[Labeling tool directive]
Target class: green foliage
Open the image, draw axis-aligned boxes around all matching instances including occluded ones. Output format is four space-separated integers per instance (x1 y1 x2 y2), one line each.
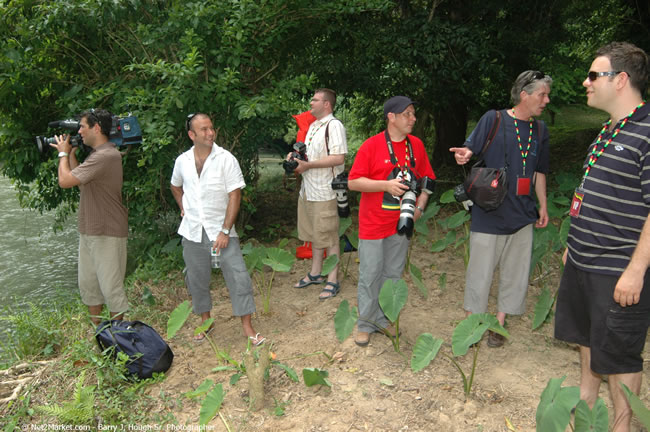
36 371 95 426
199 383 224 426
574 399 609 432
302 368 331 388
0 302 81 360
320 254 340 276
536 376 581 432
167 300 192 339
621 383 650 429
378 279 408 323
245 242 295 314
452 313 507 357
410 333 443 373
532 287 557 330
334 299 358 343
409 263 427 298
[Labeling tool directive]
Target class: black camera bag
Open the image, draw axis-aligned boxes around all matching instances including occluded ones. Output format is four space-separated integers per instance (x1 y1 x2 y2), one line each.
463 110 507 212
96 320 174 379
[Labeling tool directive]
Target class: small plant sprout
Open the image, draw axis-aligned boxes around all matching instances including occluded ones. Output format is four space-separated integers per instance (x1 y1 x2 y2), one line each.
244 242 295 315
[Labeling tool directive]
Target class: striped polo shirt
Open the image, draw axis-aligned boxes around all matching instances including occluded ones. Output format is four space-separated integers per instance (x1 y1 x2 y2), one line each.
567 103 650 276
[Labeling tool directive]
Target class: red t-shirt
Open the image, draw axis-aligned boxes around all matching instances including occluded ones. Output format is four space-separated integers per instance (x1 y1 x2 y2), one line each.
349 132 435 239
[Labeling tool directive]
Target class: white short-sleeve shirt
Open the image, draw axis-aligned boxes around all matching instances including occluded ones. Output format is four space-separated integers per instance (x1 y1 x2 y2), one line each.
300 113 347 201
171 143 245 242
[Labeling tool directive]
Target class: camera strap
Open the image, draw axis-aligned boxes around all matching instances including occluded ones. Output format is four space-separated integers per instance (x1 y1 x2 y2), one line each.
384 130 415 173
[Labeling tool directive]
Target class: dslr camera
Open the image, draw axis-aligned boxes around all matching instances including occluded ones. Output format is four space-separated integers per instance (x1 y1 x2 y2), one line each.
35 112 143 154
397 176 435 239
452 183 473 210
282 142 307 174
331 171 350 218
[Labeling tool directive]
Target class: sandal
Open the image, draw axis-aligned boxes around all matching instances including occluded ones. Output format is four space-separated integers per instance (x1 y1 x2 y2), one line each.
248 333 266 346
194 325 214 343
319 281 340 300
294 273 325 288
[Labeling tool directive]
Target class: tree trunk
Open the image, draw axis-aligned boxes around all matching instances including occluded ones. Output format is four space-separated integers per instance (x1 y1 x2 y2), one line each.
432 101 469 170
244 345 270 411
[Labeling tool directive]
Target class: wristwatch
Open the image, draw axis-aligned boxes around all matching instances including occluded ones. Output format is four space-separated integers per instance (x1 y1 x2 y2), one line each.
416 206 424 213
220 227 230 235
58 151 69 158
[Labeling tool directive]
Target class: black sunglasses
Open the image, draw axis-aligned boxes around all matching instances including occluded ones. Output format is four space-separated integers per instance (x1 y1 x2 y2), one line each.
587 71 622 81
523 71 545 88
186 113 197 132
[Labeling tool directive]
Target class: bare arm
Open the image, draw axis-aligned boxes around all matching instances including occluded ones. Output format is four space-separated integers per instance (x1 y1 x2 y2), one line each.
348 177 408 196
50 135 81 189
614 212 650 307
170 184 184 217
534 172 548 228
213 188 242 252
294 154 345 174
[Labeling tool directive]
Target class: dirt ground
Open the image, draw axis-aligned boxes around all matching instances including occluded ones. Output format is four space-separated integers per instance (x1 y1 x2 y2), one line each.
151 234 650 432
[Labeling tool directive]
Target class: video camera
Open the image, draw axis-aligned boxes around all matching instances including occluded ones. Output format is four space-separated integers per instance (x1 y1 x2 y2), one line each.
331 171 350 218
35 113 143 154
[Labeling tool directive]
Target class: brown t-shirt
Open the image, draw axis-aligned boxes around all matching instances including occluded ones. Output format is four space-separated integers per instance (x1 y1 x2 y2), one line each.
71 143 128 237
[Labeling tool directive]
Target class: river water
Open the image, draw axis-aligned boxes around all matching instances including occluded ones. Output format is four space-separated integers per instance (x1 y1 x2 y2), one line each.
0 175 79 361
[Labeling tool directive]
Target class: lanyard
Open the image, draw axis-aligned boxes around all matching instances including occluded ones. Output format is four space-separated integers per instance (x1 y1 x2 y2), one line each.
579 101 646 188
307 121 327 145
384 130 415 174
512 108 533 176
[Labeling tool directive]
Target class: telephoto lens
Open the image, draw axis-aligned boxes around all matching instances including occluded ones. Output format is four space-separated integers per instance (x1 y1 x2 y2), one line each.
335 189 350 217
396 187 417 238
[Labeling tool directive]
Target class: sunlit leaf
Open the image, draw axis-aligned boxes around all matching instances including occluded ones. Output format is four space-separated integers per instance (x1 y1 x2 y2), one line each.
378 279 408 323
334 300 357 342
411 333 443 372
302 368 331 387
167 300 192 339
199 384 224 426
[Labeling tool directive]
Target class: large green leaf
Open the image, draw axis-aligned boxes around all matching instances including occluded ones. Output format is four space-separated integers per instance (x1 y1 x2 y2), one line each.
452 314 507 356
440 188 457 204
194 318 214 336
321 254 340 276
338 217 353 237
262 247 295 272
411 333 443 373
244 246 267 273
574 399 609 432
167 300 192 339
536 376 580 432
199 383 224 426
559 216 571 248
532 287 556 330
431 230 456 253
378 279 408 323
621 383 650 429
409 263 428 298
303 368 331 387
334 299 358 342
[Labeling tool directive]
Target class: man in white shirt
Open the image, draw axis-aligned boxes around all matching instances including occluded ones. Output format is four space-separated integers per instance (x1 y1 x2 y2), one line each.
289 88 348 300
171 113 263 345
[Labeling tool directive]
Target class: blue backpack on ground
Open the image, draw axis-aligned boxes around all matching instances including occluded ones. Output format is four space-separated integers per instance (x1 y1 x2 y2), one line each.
95 320 174 379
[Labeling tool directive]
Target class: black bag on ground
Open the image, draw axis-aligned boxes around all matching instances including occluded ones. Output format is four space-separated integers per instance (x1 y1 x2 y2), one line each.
95 320 174 379
463 110 507 212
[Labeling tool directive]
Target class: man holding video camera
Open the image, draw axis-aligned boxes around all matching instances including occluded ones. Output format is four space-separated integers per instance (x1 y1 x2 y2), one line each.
449 71 551 348
348 96 435 347
288 88 348 300
50 109 129 325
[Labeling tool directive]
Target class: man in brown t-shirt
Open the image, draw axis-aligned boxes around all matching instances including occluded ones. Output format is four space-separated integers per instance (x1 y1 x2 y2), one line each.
51 109 128 325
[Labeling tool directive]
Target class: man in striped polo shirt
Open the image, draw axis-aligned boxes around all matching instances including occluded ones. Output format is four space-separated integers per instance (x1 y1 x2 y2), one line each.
555 42 650 432
290 89 348 300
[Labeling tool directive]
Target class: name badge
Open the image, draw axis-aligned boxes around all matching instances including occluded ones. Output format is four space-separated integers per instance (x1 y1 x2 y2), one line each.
570 189 584 218
516 176 531 196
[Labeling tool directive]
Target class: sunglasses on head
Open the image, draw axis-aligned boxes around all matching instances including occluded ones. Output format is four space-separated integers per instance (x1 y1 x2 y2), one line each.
523 71 545 88
587 71 622 81
186 113 197 132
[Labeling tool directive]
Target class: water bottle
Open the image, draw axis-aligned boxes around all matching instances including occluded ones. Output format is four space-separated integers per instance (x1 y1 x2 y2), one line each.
211 247 221 268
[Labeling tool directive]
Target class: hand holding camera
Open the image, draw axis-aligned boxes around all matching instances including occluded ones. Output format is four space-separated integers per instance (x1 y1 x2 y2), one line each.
283 142 307 174
396 176 435 238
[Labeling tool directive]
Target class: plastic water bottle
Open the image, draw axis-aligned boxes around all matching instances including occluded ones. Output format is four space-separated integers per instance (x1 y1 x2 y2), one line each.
211 247 221 268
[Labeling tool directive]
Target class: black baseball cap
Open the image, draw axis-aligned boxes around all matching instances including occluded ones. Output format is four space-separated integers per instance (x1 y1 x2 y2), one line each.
383 96 416 118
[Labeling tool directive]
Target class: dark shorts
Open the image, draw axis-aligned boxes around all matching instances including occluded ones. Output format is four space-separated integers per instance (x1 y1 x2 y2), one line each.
554 259 650 375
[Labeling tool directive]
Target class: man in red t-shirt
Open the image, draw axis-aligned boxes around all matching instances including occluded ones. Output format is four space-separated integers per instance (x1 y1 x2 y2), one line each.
348 96 435 346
